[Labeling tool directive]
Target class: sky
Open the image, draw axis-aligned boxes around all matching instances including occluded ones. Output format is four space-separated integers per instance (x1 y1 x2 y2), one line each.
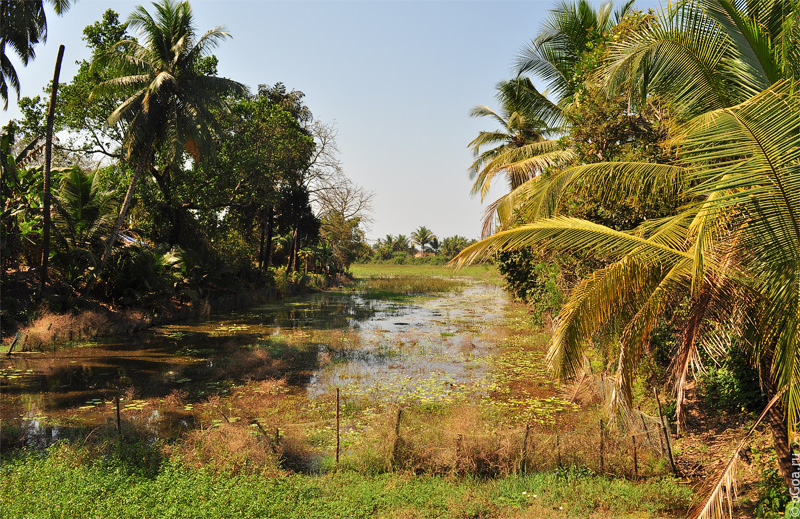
3 0 665 243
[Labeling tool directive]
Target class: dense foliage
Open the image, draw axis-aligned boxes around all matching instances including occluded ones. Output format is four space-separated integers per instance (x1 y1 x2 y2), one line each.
1 1 372 331
461 1 800 513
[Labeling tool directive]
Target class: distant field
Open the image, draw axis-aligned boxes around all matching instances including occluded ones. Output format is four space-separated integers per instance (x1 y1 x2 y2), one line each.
350 263 500 283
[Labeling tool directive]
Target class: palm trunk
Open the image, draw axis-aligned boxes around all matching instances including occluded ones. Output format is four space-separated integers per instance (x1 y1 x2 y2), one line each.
257 209 266 270
39 44 65 295
82 140 153 297
287 227 298 272
264 206 274 269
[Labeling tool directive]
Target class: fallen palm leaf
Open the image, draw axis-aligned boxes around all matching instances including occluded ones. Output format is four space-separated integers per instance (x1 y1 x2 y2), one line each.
688 389 785 519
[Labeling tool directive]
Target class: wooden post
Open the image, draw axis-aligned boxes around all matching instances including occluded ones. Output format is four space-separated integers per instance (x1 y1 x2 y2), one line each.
115 395 121 434
654 388 678 475
6 333 23 356
632 434 638 478
556 434 561 467
335 388 340 465
599 418 605 474
520 423 531 472
392 407 403 464
455 433 463 473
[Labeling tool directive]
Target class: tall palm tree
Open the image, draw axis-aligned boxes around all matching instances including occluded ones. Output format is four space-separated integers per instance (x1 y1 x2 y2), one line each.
470 0 636 236
411 226 435 255
468 77 566 202
0 0 71 109
516 0 635 105
90 0 247 280
468 79 573 236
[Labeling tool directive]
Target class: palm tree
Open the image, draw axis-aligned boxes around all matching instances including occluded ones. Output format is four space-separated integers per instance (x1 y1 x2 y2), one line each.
454 84 800 510
440 235 471 258
469 0 636 236
52 166 117 252
455 1 800 509
0 0 71 109
50 166 117 287
516 0 635 103
468 78 572 236
89 0 247 282
411 226 435 255
393 234 411 254
602 0 796 121
468 77 566 200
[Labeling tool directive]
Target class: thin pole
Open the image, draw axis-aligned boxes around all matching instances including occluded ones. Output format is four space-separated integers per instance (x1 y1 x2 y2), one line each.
632 434 638 478
599 418 605 474
654 388 678 475
115 395 121 434
392 407 403 466
556 434 561 467
521 423 531 472
335 388 340 465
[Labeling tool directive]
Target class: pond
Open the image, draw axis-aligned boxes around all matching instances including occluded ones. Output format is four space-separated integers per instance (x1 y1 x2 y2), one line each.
0 279 514 448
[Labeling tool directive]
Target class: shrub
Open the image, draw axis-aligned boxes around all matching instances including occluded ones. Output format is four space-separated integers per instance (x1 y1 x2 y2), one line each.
495 248 565 325
698 344 766 414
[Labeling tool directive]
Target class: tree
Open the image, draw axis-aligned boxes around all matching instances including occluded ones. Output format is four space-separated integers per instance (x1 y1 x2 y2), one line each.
457 0 800 509
455 82 800 512
394 234 411 254
468 77 566 201
315 175 373 271
0 0 71 109
602 0 796 122
50 165 117 288
211 92 314 269
411 226 436 255
52 9 131 162
439 235 471 258
89 0 246 286
516 0 635 104
470 1 638 237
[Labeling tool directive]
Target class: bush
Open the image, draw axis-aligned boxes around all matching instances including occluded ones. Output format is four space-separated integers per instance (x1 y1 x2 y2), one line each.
756 463 791 518
495 248 564 325
698 344 766 414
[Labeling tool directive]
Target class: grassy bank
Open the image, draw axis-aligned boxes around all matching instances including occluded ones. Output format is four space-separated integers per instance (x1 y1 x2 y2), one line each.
350 263 498 282
0 443 690 519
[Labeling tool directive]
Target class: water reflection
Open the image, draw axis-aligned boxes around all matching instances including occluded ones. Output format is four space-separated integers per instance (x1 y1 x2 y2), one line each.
1 283 507 448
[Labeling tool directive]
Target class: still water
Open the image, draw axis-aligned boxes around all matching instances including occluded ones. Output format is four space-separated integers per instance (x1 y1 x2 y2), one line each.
0 282 508 447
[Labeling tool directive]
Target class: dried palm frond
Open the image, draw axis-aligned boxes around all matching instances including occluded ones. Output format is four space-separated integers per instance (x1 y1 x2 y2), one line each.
688 390 784 519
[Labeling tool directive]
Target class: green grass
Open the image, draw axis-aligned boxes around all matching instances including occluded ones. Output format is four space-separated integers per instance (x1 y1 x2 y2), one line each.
350 263 499 283
0 443 691 518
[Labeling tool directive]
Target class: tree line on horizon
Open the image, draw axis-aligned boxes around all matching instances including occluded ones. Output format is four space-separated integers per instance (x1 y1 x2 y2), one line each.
459 0 800 514
369 226 474 263
1 0 373 328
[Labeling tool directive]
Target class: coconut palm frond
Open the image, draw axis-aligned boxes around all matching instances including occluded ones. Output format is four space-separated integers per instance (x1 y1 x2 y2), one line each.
689 390 785 519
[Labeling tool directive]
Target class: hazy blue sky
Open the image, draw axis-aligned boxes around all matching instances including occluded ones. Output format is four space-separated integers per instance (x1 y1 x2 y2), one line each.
4 0 664 242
